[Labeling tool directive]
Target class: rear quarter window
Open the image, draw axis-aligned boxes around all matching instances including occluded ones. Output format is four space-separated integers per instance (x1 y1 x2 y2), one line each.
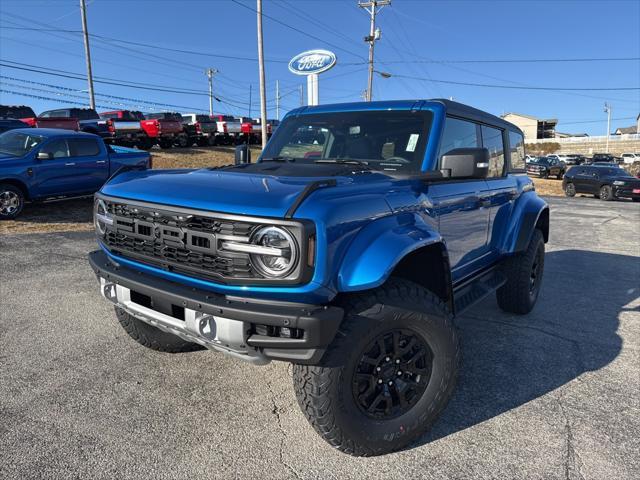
508 130 525 171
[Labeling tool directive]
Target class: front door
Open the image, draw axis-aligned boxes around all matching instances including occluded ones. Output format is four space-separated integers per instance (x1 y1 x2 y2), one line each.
430 116 490 281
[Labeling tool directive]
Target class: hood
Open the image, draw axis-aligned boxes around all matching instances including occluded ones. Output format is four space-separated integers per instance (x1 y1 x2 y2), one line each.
100 165 391 218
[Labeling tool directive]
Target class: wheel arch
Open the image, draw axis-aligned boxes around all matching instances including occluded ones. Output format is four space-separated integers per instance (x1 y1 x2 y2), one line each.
502 191 549 253
0 178 30 200
336 213 451 306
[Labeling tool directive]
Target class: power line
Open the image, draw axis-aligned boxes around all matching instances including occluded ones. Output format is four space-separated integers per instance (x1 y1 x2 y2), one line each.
344 56 640 65
0 76 209 111
228 0 366 60
381 72 640 91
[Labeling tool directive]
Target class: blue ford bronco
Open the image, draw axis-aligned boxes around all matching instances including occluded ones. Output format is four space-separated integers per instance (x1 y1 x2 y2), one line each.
89 99 549 456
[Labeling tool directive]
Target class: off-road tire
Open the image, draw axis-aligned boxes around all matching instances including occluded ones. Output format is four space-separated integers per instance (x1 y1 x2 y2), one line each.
564 182 576 197
0 183 25 220
115 307 203 353
292 278 459 457
176 134 191 148
599 185 613 201
497 229 545 314
557 172 564 180
158 139 173 150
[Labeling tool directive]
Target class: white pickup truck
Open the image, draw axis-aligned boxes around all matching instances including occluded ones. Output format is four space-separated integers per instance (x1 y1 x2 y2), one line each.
621 153 640 164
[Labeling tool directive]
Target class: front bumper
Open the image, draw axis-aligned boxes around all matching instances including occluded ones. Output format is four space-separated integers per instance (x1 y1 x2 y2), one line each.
89 250 343 365
613 186 640 199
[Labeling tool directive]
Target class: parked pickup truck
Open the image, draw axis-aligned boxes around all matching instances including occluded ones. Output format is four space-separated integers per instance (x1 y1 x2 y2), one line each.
89 99 549 456
211 114 236 145
99 110 150 149
142 112 184 149
0 128 150 219
1 105 79 131
181 113 220 146
39 108 111 139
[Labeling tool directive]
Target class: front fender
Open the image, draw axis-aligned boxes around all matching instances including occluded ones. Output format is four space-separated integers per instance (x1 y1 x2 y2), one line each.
501 190 549 253
336 212 443 292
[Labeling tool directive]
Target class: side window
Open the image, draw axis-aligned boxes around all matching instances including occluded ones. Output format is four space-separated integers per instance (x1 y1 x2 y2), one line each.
69 138 100 157
508 130 525 171
481 125 505 178
438 117 479 163
40 139 70 159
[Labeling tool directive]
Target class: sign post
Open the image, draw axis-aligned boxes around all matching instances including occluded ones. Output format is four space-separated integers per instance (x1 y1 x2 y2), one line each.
288 50 337 106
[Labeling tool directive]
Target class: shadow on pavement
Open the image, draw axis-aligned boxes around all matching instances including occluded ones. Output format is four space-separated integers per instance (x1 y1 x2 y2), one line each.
418 249 637 446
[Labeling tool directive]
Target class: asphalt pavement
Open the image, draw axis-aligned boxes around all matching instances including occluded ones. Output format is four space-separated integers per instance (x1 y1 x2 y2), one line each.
1 196 639 479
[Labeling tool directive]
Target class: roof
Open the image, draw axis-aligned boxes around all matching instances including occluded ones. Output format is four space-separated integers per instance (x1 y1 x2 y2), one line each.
289 99 524 134
615 126 637 134
501 112 558 123
12 128 98 137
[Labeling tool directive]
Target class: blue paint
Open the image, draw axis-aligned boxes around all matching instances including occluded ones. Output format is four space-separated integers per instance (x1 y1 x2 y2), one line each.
93 100 548 305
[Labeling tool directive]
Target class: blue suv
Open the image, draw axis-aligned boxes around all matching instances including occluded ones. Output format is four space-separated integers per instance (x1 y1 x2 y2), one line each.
89 99 549 456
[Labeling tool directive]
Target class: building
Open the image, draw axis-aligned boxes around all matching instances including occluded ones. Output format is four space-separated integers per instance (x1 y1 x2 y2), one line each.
501 113 558 140
613 114 640 135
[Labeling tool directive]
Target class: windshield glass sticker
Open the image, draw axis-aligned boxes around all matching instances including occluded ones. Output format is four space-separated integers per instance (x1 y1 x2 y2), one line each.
406 133 419 152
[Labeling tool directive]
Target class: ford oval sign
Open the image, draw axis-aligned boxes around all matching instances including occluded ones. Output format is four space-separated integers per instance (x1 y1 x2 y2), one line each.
288 50 337 76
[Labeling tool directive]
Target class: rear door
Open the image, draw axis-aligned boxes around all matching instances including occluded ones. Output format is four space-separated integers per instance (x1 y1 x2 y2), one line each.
67 137 109 191
483 127 518 255
428 117 490 280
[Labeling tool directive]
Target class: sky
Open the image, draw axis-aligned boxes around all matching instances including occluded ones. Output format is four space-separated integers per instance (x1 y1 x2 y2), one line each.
0 0 638 135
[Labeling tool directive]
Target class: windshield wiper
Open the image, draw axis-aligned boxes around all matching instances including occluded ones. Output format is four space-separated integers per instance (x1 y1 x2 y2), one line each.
315 158 372 169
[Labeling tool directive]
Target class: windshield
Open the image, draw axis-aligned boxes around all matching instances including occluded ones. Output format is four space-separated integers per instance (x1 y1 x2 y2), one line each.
261 110 433 173
0 130 45 157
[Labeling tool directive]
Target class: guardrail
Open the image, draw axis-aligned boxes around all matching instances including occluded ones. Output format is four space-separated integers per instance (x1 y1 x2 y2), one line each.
526 134 640 144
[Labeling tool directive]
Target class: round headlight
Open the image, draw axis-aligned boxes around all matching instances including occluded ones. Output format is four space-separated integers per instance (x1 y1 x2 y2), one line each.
94 199 111 236
250 226 299 278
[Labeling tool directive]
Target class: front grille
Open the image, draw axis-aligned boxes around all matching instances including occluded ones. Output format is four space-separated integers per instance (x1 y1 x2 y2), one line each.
102 200 260 283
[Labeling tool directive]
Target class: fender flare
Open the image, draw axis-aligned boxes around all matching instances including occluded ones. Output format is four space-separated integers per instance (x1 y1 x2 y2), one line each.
502 191 549 253
336 213 445 292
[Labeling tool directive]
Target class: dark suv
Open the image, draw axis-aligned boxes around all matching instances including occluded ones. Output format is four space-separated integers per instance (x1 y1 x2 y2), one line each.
563 164 640 201
526 156 565 179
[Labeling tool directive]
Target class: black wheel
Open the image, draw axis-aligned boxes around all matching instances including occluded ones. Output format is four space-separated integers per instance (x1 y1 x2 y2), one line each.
197 137 209 147
557 172 564 180
293 279 459 457
541 171 549 179
599 185 613 201
497 229 545 314
176 134 191 148
114 307 203 353
633 198 640 203
159 139 173 149
0 183 25 220
564 182 576 197
137 137 154 150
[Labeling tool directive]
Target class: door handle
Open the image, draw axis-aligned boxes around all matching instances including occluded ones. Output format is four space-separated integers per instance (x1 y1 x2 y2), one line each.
96 160 106 164
65 162 76 166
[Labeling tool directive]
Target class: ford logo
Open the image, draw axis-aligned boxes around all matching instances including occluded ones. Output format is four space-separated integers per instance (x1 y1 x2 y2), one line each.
288 49 337 75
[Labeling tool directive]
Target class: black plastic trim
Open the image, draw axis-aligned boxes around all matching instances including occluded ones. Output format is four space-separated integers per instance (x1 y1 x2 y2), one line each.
89 250 343 358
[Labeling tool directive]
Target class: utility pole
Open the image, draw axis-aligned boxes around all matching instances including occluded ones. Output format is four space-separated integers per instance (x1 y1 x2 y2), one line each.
256 0 268 149
358 0 390 102
79 0 95 109
604 102 611 153
275 80 280 120
205 68 218 116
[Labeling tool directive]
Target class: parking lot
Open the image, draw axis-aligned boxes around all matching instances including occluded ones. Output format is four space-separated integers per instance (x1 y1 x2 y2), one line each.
0 196 638 479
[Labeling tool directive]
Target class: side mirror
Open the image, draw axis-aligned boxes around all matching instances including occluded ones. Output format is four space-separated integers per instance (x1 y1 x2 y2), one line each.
37 151 52 161
441 148 489 179
234 143 251 164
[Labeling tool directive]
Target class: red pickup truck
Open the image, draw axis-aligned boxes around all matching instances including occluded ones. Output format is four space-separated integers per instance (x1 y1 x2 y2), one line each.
142 113 184 149
0 105 79 131
99 110 151 149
